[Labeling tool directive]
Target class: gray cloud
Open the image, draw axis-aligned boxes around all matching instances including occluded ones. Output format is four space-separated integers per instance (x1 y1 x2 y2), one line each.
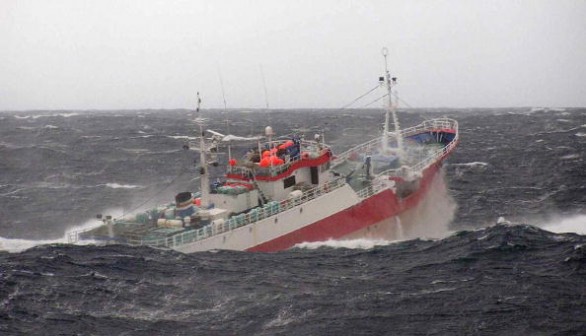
1 0 585 110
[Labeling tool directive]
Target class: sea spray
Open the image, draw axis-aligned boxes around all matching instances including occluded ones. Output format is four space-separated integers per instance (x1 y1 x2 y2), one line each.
398 168 457 240
541 215 586 235
0 208 124 253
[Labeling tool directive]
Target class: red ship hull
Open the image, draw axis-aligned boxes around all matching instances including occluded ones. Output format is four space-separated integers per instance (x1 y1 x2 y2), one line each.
248 158 445 252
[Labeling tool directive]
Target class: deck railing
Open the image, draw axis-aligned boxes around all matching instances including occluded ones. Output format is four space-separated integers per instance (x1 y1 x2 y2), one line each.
375 118 459 179
401 118 458 138
355 180 387 199
332 117 458 167
126 176 348 248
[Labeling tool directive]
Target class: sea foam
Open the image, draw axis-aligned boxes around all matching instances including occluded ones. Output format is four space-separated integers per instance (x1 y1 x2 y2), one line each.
294 238 395 250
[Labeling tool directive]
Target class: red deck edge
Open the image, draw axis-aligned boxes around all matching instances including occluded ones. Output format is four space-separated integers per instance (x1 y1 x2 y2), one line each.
227 150 332 182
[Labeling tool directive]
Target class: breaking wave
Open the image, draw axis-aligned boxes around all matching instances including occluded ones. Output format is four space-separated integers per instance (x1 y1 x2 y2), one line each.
0 208 127 253
0 221 101 253
12 113 80 119
294 238 396 250
451 161 489 167
104 183 142 189
541 215 586 235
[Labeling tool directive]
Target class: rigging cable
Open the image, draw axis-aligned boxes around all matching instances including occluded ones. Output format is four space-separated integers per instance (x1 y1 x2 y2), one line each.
117 166 196 220
217 67 228 110
339 85 381 109
360 92 414 109
394 92 414 109
361 94 388 108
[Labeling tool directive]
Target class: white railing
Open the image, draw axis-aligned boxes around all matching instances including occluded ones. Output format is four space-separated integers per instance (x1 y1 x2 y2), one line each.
331 137 383 167
355 179 387 199
375 120 459 179
401 117 458 138
332 117 458 167
127 177 348 249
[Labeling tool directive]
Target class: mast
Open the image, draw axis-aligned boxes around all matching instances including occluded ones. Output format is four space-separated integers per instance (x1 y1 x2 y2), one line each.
195 92 210 208
381 47 403 155
225 119 232 170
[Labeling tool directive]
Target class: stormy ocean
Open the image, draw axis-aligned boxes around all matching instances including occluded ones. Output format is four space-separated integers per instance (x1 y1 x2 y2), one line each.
1 108 585 335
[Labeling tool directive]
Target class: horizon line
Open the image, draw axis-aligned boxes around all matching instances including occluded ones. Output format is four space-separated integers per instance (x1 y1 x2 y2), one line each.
0 106 581 113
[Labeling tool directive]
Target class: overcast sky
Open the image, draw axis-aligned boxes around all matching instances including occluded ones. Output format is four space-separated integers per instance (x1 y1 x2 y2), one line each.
1 0 585 110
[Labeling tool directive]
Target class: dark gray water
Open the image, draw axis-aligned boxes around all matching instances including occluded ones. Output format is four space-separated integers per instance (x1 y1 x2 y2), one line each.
1 108 585 335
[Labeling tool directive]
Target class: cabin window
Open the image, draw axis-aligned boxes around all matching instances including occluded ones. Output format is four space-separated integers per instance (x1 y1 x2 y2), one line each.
283 176 296 189
310 167 319 185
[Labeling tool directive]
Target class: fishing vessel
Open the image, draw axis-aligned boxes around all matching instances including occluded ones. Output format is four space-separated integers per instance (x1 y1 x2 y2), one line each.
74 49 459 252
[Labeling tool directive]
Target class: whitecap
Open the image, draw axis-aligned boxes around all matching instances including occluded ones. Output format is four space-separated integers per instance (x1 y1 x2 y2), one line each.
0 209 124 253
56 113 79 118
452 162 489 168
542 215 586 235
32 112 79 119
0 228 100 253
560 154 580 160
33 182 71 189
529 107 545 113
294 238 396 250
419 287 457 294
104 183 141 189
0 237 62 253
167 135 197 140
575 132 586 137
